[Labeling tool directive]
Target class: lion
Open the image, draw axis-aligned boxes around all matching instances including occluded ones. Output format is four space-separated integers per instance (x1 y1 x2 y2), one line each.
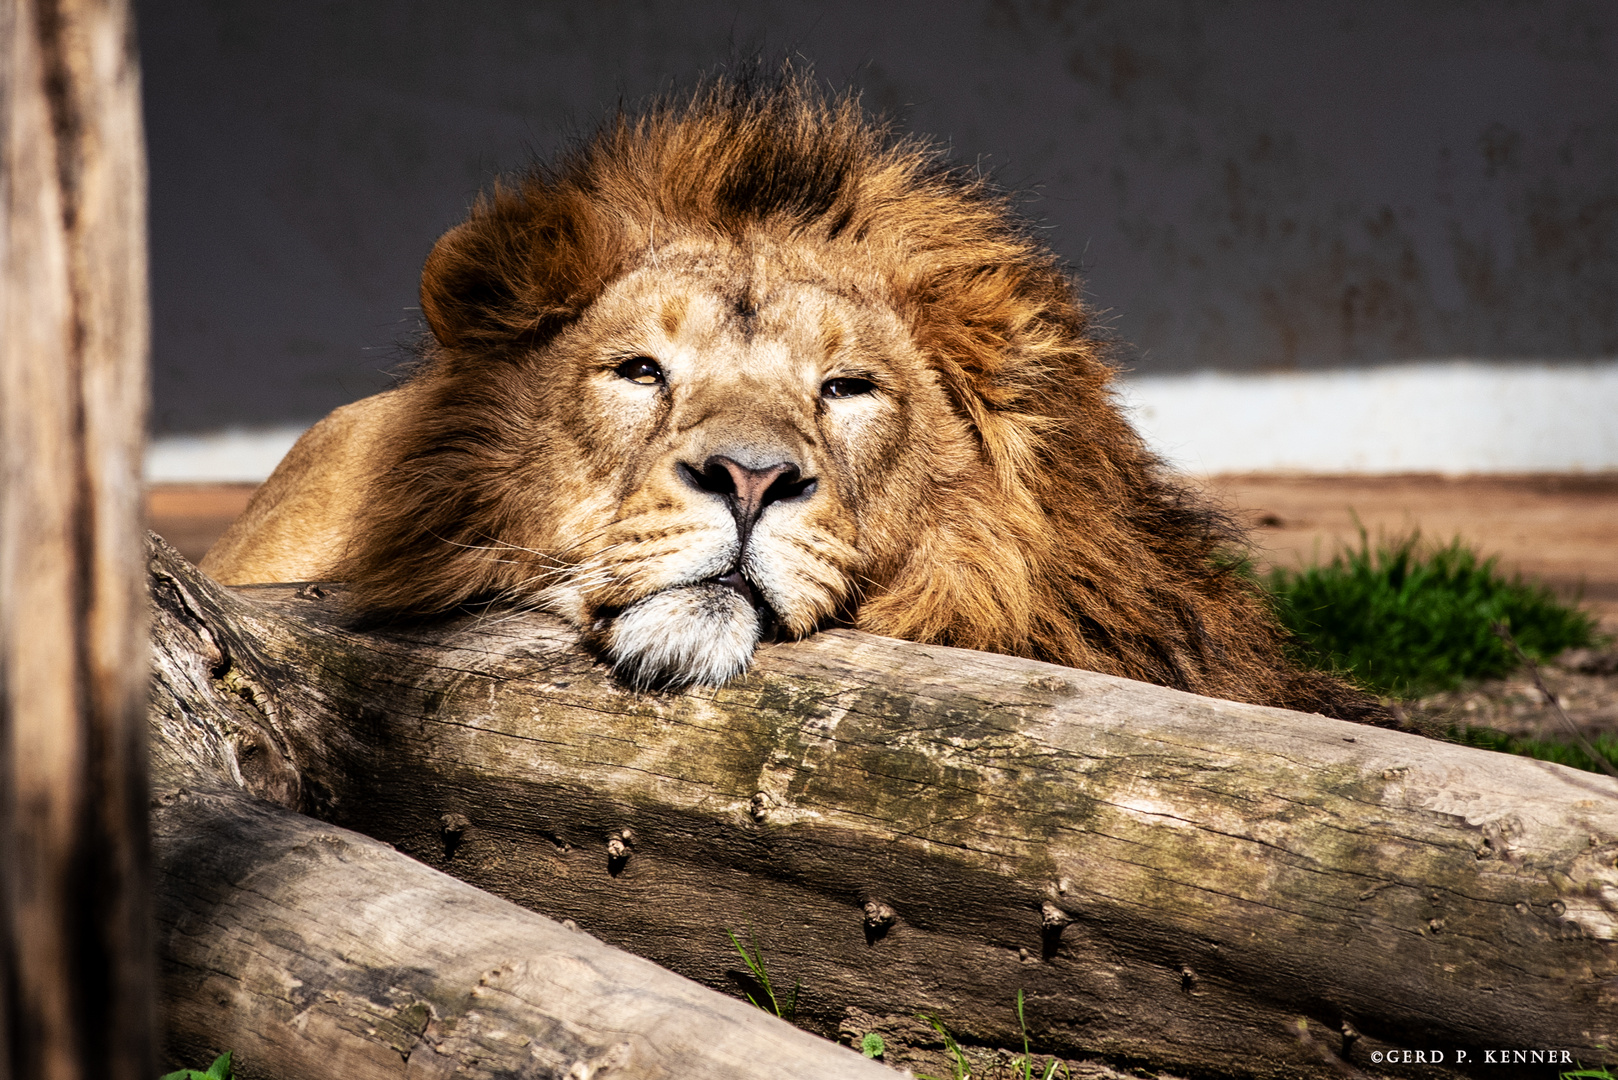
202 70 1386 723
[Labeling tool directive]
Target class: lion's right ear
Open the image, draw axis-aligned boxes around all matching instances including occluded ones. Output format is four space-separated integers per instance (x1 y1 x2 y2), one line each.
419 187 624 352
419 216 523 350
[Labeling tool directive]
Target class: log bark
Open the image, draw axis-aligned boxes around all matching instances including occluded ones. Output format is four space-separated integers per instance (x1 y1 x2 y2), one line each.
0 0 151 1077
146 535 1618 1080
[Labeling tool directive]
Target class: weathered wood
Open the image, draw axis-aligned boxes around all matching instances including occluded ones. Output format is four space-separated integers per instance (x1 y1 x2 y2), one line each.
147 536 1618 1079
0 0 151 1077
152 784 892 1080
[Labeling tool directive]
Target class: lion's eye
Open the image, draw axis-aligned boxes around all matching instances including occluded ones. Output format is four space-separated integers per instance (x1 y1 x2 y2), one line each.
821 377 876 399
614 357 665 385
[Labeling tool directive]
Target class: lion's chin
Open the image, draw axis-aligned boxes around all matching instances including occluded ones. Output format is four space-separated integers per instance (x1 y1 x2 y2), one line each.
603 583 762 689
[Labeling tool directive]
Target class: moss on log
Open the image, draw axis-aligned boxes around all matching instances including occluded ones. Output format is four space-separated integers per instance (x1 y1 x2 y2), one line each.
147 536 1618 1079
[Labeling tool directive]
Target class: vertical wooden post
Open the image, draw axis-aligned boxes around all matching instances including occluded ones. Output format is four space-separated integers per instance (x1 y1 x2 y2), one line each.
0 0 152 1078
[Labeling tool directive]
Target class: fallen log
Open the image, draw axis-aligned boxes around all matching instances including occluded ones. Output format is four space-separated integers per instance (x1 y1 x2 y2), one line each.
147 535 1618 1079
148 555 888 1078
152 784 890 1079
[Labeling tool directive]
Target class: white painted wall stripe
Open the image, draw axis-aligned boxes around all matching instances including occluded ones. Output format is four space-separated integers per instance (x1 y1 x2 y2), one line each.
1118 361 1618 475
145 426 306 483
144 361 1618 483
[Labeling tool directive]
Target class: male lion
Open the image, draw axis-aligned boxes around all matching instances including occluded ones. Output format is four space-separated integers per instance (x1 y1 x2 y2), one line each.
203 71 1385 723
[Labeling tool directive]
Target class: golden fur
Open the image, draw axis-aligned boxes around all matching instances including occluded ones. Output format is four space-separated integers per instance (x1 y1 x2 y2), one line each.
204 69 1386 722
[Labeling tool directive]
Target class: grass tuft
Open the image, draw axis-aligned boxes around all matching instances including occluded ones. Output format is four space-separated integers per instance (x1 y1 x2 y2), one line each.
915 1013 972 1080
1265 531 1600 698
1014 990 1068 1080
1450 724 1618 776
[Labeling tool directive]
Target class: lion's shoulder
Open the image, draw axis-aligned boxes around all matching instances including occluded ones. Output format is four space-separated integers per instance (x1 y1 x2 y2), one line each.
199 388 411 584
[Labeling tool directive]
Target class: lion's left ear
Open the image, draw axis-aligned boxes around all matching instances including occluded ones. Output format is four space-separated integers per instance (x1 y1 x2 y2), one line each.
420 185 625 354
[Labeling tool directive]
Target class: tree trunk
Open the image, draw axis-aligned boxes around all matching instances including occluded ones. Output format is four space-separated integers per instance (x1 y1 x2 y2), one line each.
0 1 151 1078
147 536 1618 1080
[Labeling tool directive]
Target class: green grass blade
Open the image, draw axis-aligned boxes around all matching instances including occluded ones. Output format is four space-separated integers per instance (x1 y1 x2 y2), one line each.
726 928 794 1019
916 1013 972 1079
1016 989 1031 1080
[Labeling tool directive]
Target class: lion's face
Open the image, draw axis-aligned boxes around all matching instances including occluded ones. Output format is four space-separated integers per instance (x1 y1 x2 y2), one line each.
509 239 971 687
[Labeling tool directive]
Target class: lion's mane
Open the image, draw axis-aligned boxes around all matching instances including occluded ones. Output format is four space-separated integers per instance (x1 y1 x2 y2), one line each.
338 67 1385 723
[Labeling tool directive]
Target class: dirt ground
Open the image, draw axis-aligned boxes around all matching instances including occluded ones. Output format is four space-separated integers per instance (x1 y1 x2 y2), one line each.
1198 473 1618 632
148 473 1618 740
1198 474 1618 743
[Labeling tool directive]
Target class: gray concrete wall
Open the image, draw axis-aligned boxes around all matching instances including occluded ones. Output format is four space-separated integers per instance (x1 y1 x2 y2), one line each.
139 0 1618 433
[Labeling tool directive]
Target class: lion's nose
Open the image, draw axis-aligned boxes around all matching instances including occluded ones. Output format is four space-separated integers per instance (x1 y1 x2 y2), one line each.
680 455 815 538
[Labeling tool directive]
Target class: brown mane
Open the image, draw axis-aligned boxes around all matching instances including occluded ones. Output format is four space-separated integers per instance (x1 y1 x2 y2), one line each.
338 67 1387 723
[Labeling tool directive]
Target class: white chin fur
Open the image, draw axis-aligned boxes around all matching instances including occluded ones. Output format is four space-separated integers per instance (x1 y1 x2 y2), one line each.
605 584 761 689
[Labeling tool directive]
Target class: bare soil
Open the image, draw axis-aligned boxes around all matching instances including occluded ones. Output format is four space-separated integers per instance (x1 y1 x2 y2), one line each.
1394 651 1618 746
148 473 1618 741
1197 473 1618 746
145 482 256 564
1200 473 1618 633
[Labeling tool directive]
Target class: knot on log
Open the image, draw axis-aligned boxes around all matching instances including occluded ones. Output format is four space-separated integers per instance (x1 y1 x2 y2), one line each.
566 1041 632 1078
862 901 895 929
862 900 897 944
1039 901 1074 960
440 812 471 859
607 830 633 874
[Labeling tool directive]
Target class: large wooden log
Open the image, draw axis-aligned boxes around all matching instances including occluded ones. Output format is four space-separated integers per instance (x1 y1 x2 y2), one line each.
1 0 151 1076
151 784 892 1080
147 536 1618 1079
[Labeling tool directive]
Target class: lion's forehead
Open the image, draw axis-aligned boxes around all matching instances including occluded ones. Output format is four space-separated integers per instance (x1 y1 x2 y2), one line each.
585 242 910 368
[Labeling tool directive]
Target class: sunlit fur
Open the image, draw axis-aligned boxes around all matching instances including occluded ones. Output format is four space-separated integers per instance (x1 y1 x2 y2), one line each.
329 66 1386 721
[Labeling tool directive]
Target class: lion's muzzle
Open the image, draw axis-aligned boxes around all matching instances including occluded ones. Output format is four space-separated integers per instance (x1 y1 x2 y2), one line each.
598 448 824 689
677 454 817 548
603 582 762 689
